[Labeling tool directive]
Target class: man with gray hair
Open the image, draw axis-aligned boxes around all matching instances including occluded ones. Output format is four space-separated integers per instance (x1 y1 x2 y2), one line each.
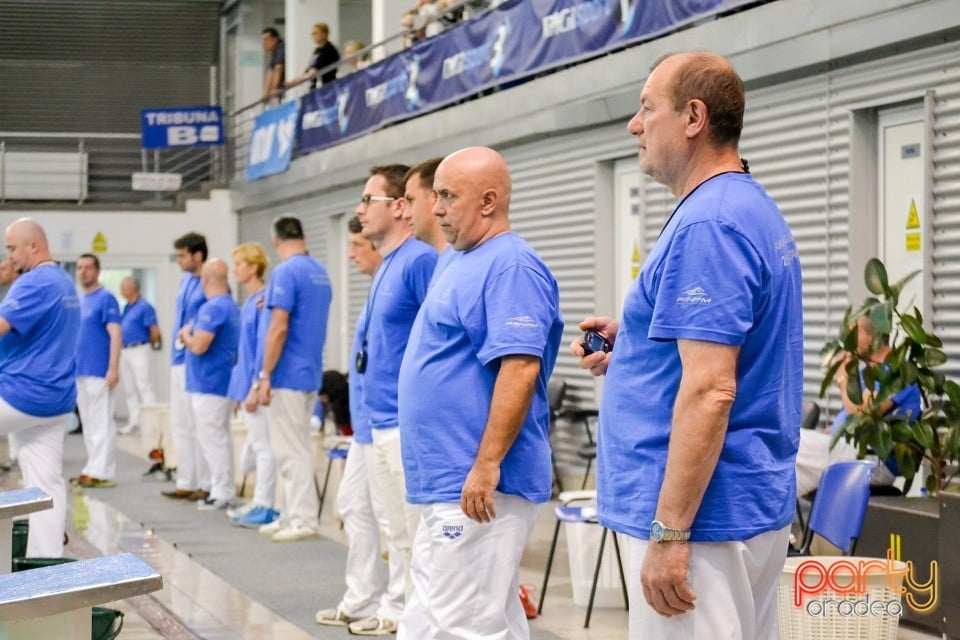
0 218 80 556
119 275 160 436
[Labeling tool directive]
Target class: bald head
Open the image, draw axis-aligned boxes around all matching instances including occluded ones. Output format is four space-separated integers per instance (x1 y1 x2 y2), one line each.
432 147 513 251
201 258 230 296
5 218 53 273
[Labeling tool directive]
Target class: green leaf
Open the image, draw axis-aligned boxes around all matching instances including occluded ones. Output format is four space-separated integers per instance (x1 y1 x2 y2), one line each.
945 380 960 409
946 426 960 457
845 362 863 405
819 339 841 357
915 421 935 449
927 333 943 348
926 474 938 495
870 427 893 461
912 305 924 326
902 361 919 386
819 358 844 398
865 258 889 296
897 448 916 482
900 314 927 345
891 421 914 442
870 302 893 335
921 348 948 368
843 325 859 353
891 270 922 298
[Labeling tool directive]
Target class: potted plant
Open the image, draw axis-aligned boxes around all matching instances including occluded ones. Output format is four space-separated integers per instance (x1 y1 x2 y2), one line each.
819 258 960 495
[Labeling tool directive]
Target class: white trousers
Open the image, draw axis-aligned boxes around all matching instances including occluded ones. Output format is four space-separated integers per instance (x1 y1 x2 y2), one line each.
626 526 791 640
241 406 276 507
371 426 421 613
119 343 155 428
76 376 116 479
398 493 541 639
337 441 394 618
190 393 235 503
795 429 894 497
0 395 68 557
267 389 318 529
170 364 209 491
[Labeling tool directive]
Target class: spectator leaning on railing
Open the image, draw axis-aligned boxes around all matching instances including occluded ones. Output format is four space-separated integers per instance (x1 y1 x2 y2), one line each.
340 40 370 76
286 22 340 90
261 27 285 102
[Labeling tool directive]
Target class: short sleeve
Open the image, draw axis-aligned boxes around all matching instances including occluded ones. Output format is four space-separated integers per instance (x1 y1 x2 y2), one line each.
649 221 762 346
0 277 54 337
405 251 437 307
467 265 558 366
266 265 295 313
102 294 121 325
195 301 227 335
143 304 158 328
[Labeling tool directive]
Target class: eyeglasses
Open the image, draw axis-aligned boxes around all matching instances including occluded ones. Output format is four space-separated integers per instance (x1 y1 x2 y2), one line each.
359 195 397 207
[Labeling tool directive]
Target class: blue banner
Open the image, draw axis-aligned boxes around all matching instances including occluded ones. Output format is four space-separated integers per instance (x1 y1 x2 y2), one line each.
246 100 300 182
141 106 223 149
291 0 756 162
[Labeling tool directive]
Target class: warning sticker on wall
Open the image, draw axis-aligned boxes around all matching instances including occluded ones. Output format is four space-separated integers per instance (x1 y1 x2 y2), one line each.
906 232 921 252
906 199 920 229
92 231 107 253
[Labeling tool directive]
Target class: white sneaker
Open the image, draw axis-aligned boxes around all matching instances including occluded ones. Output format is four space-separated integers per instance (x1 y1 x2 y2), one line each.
226 501 255 519
315 606 357 626
118 423 137 435
258 519 284 537
347 615 397 636
271 522 319 542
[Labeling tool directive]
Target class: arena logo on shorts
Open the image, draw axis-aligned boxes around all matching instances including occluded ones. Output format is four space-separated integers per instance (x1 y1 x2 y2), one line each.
441 524 464 540
676 286 711 305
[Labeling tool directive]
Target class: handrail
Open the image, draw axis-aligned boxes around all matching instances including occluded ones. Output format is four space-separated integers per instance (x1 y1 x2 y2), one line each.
228 0 488 118
0 132 140 140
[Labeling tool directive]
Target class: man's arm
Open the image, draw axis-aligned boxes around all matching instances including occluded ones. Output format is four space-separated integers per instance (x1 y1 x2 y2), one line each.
148 324 161 348
0 318 11 336
264 64 284 99
105 323 122 388
182 328 215 356
461 354 540 523
257 307 289 405
641 338 739 617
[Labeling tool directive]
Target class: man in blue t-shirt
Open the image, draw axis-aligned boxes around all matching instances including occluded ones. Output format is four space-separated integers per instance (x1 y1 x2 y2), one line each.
573 53 803 639
796 315 922 496
119 276 160 438
71 253 122 489
403 158 457 287
346 164 437 636
180 259 240 511
255 215 332 542
397 148 563 640
0 218 80 557
316 216 394 628
163 232 211 501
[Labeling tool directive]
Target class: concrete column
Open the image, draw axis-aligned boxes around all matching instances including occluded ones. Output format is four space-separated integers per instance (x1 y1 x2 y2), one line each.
371 0 407 60
285 0 340 82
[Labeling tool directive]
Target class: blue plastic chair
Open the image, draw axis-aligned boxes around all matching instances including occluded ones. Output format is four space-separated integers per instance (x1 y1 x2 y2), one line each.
794 460 874 555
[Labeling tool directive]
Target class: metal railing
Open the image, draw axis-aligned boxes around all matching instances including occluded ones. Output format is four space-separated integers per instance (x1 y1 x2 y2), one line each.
0 132 221 208
226 0 494 181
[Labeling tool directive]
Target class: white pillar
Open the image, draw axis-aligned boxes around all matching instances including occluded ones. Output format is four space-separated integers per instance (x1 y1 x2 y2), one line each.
285 0 340 82
371 0 407 61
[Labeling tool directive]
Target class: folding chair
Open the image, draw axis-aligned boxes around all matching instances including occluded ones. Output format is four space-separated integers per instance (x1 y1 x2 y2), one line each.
547 379 567 495
317 440 350 521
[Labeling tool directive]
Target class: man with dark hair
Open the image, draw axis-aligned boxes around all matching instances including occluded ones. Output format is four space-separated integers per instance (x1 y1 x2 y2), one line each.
403 158 447 255
573 51 802 638
346 165 437 636
163 232 210 501
256 214 332 542
71 253 122 489
315 217 390 628
262 27 285 102
0 218 80 556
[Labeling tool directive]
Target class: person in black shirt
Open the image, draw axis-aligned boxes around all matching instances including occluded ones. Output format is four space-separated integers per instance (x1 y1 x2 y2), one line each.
287 22 340 90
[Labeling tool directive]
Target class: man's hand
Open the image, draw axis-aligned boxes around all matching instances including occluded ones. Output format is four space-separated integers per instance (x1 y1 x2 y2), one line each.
461 459 500 523
570 316 619 377
177 322 192 345
244 386 260 413
257 379 272 406
105 368 119 389
640 542 697 617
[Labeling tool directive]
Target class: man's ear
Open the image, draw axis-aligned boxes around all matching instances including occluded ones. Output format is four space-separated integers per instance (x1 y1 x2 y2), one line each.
685 98 709 139
480 188 498 217
392 197 407 221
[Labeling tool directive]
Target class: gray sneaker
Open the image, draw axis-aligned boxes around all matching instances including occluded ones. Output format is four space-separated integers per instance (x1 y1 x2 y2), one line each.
348 615 397 636
315 606 356 626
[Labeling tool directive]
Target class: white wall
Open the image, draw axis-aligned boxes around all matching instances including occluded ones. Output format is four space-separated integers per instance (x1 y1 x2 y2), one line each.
0 189 238 403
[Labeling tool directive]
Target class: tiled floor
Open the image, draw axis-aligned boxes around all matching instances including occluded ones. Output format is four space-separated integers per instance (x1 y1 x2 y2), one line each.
0 430 945 639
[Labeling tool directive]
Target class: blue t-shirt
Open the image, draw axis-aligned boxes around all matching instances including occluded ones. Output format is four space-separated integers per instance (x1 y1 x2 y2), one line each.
262 254 332 392
398 232 564 504
362 238 436 430
428 247 456 288
227 289 268 402
597 172 804 543
76 287 121 378
0 264 81 417
349 310 372 444
171 273 205 366
121 298 158 346
185 294 239 396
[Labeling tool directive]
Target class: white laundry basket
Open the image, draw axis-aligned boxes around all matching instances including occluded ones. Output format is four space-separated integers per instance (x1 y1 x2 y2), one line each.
778 555 907 640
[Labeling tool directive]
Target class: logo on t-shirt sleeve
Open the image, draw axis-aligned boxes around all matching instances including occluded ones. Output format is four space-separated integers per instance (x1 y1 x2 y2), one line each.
676 286 712 305
505 315 539 328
